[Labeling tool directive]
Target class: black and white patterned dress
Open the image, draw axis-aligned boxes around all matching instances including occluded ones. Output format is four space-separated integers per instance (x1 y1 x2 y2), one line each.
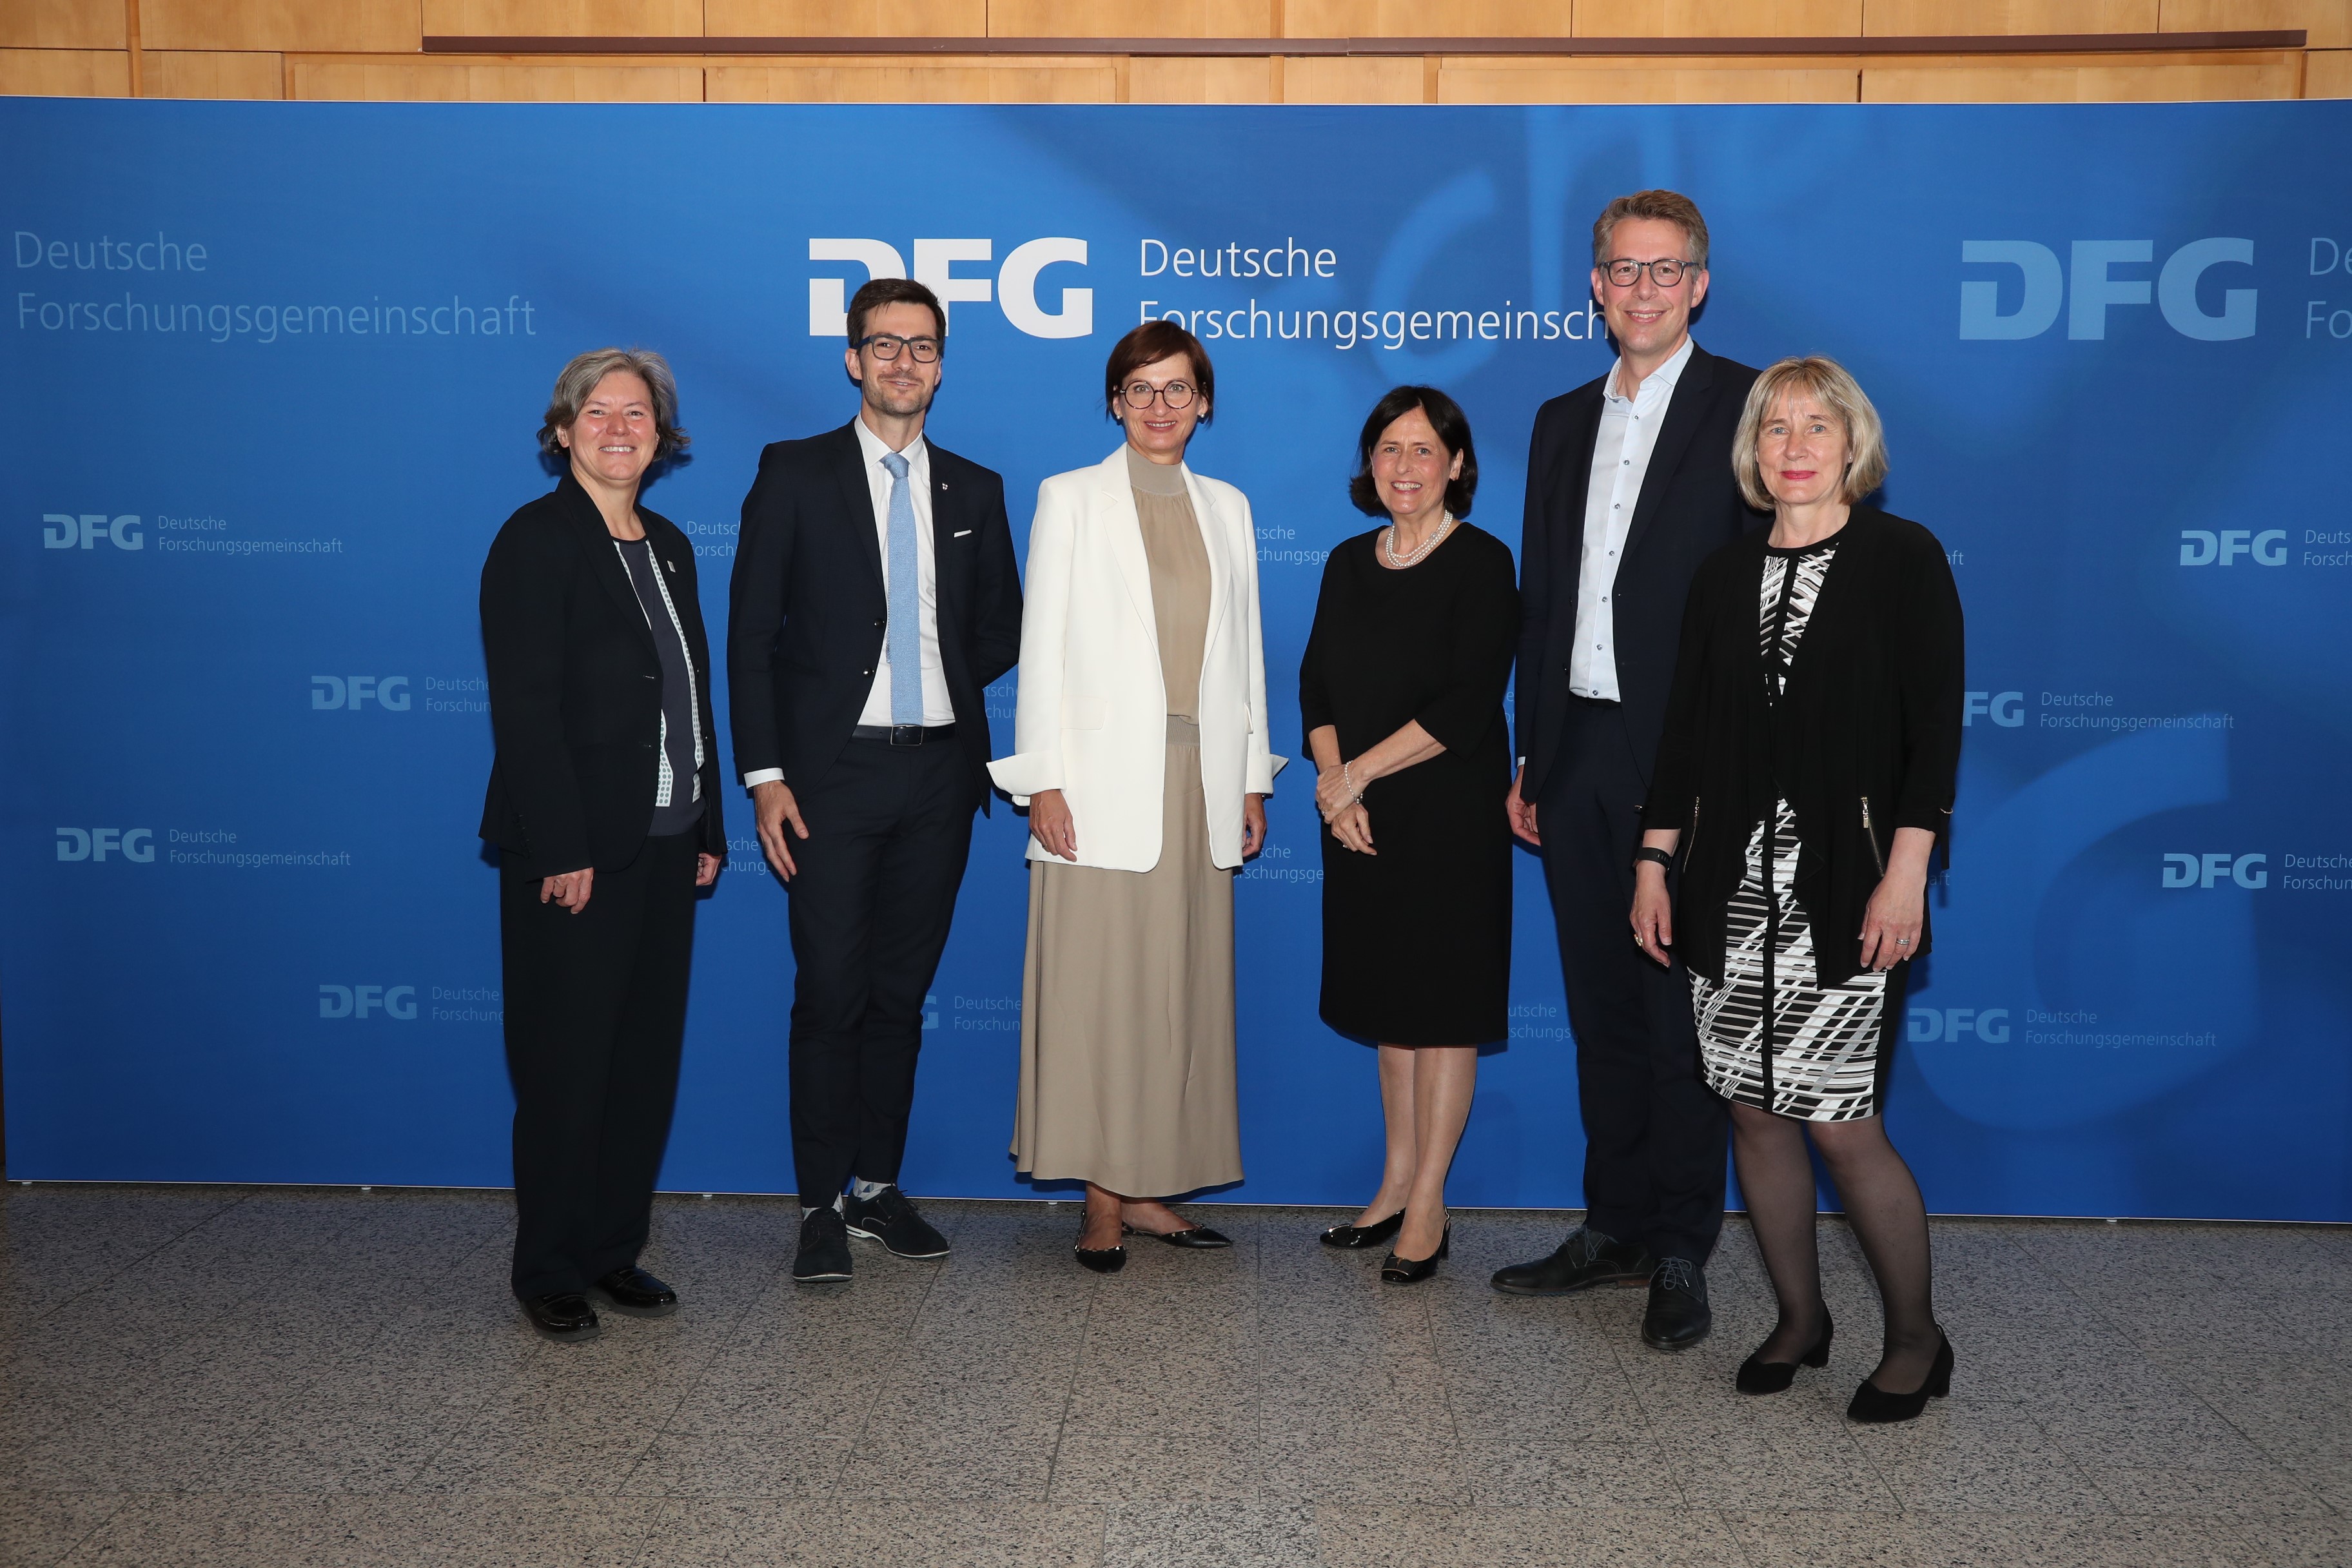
1690 538 1897 1122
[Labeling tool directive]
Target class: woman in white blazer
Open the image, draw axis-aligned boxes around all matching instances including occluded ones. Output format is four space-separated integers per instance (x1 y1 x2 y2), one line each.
989 321 1284 1273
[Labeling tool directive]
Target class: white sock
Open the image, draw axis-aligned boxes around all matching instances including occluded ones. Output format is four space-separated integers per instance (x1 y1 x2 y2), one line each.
803 1195 845 1219
851 1179 892 1201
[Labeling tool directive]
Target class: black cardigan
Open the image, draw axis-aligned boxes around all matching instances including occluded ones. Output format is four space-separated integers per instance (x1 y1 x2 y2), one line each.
479 473 727 878
1645 506 1963 986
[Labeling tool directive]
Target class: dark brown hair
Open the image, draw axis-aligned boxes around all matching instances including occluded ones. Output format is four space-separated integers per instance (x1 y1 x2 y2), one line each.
847 277 945 346
1349 386 1477 518
1103 320 1213 424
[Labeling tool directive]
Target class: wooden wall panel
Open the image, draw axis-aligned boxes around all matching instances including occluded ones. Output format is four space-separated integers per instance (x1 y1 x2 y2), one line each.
706 57 1117 101
289 55 703 99
0 46 129 93
1574 0 1860 36
2306 48 2352 91
142 50 285 98
1280 55 1422 101
1130 55 1275 101
2162 1 2350 50
985 1 1271 38
1865 1 2155 33
1864 50 2298 100
1441 56 1856 101
1282 1 1575 37
420 1 702 37
0 0 124 49
142 1 423 54
703 1 987 35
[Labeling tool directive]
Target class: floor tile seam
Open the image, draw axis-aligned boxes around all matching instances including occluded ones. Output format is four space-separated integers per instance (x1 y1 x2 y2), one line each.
22 1191 256 1327
1039 1264 1105 1507
32 1488 132 1568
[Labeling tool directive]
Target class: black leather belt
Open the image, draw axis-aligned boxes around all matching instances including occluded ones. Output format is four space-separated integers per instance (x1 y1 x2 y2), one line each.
851 723 957 746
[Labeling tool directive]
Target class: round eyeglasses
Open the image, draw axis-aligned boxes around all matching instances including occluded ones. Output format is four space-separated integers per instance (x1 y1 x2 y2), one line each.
859 333 942 363
1121 380 1197 410
1602 258 1694 288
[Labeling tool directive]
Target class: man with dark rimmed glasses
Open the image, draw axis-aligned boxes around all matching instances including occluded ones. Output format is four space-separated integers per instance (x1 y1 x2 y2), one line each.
728 276 1024 1284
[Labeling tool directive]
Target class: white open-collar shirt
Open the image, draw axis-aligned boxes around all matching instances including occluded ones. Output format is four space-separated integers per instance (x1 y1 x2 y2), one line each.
1569 333 1696 703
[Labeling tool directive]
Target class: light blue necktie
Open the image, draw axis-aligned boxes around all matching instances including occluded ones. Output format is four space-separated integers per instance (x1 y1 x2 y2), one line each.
879 450 923 725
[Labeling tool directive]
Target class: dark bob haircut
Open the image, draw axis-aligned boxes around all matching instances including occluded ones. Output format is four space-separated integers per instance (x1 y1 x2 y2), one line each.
847 276 945 346
1104 319 1214 424
1349 386 1477 518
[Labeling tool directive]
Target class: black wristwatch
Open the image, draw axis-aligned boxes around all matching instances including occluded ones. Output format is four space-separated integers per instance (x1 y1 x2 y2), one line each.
1633 847 1676 871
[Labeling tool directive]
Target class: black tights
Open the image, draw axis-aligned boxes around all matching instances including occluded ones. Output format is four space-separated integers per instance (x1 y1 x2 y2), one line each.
1730 1101 1941 1394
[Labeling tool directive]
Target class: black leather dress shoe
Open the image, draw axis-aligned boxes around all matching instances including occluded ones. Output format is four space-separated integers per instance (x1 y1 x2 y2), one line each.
520 1292 600 1342
1125 1222 1232 1250
589 1265 679 1318
1320 1211 1404 1250
1490 1226 1655 1296
1640 1257 1712 1352
843 1185 951 1259
792 1206 853 1284
1737 1311 1832 1395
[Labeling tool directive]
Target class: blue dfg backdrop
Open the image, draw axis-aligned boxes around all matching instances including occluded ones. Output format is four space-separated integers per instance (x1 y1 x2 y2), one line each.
4 99 2348 1221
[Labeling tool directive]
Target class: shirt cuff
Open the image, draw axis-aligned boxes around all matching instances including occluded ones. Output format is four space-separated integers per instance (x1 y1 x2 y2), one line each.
741 769 784 790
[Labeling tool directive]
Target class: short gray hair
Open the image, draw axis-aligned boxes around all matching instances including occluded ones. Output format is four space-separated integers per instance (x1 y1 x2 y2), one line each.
538 347 689 460
1732 356 1888 512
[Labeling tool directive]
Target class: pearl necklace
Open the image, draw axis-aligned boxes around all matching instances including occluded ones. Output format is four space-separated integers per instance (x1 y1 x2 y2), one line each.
1383 511 1455 568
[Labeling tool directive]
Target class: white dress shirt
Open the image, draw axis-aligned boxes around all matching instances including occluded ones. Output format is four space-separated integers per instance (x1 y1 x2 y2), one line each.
741 416 955 790
1568 333 1696 702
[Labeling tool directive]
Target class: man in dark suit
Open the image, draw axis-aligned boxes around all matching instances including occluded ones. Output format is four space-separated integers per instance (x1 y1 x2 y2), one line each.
729 277 1023 1284
1494 191 1761 1351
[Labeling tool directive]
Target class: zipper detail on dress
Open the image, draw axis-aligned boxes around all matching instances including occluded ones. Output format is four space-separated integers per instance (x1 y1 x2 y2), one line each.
1861 794 1886 875
1683 798 1701 869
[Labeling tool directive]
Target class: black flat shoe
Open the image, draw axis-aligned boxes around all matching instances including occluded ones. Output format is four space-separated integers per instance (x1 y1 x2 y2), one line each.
1380 1222 1451 1284
1736 1312 1833 1395
1848 1330 1953 1423
1124 1223 1232 1250
1320 1211 1404 1250
1075 1208 1126 1274
589 1265 679 1318
519 1292 600 1342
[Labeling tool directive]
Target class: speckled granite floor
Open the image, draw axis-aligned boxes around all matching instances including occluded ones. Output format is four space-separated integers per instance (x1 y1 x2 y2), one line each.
0 1182 2344 1567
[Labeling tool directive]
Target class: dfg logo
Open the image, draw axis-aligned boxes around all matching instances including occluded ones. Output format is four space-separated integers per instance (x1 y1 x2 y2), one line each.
1908 1007 2012 1044
312 676 411 710
1964 691 2023 727
319 985 417 1019
2162 852 2266 889
57 828 153 862
2179 530 2285 566
1959 239 2253 340
808 238 1092 339
43 513 142 550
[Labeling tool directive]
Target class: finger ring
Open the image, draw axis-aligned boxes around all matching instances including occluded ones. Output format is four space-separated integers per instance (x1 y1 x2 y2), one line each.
1896 937 1911 946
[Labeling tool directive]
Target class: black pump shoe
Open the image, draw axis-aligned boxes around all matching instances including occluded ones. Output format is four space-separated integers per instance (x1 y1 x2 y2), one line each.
1074 1209 1126 1274
1380 1222 1451 1284
1736 1312 1834 1395
1320 1211 1405 1250
1124 1222 1232 1250
1847 1330 1953 1423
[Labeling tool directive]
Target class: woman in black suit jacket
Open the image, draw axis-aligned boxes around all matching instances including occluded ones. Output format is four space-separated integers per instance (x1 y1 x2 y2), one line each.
1632 357 1963 1421
480 348 725 1342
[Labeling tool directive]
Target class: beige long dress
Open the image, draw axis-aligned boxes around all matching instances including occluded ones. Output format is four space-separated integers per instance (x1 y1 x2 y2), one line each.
1012 446 1242 1196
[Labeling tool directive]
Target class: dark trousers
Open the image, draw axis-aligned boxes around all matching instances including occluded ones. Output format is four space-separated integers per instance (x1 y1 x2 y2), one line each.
785 738 975 1210
1536 699 1729 1264
500 830 700 1299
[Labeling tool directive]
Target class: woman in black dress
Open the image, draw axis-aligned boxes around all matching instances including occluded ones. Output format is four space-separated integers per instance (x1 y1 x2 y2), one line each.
1299 386 1518 1283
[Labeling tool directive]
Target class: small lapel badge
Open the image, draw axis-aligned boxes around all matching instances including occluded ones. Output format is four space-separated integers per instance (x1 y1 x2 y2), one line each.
665 558 678 573
939 481 950 491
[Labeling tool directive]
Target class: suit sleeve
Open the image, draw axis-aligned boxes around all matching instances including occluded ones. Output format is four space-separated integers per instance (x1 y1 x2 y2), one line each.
480 516 592 877
1894 534 1966 836
1413 546 1520 754
726 448 795 782
1643 556 1715 825
970 470 1024 691
1514 409 1554 764
985 479 1073 804
1235 488 1285 795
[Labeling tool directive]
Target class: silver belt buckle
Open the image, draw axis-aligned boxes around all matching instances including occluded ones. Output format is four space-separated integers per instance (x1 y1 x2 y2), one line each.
889 724 924 747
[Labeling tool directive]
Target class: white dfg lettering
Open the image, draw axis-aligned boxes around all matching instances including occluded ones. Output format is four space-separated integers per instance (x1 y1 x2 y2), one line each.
1908 1008 2012 1044
1961 239 2255 341
2179 529 2286 566
41 513 140 549
809 237 1093 338
2162 852 2267 889
56 827 152 862
997 238 1092 338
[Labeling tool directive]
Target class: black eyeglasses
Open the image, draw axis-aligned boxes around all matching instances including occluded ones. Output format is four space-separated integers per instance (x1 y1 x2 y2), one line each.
859 333 942 363
1602 258 1696 288
1121 380 1197 410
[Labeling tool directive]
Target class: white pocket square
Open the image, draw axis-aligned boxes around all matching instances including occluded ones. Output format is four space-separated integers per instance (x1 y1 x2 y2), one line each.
953 529 972 538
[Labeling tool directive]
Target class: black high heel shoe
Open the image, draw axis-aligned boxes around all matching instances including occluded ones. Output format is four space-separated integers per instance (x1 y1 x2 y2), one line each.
1847 1330 1952 1423
1736 1312 1834 1395
1073 1209 1126 1275
1320 1211 1404 1250
1380 1222 1451 1284
1124 1222 1232 1250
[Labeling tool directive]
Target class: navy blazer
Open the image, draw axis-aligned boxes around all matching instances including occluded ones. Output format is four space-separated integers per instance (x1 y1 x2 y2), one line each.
727 421 1023 808
1515 344 1762 798
479 471 727 878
